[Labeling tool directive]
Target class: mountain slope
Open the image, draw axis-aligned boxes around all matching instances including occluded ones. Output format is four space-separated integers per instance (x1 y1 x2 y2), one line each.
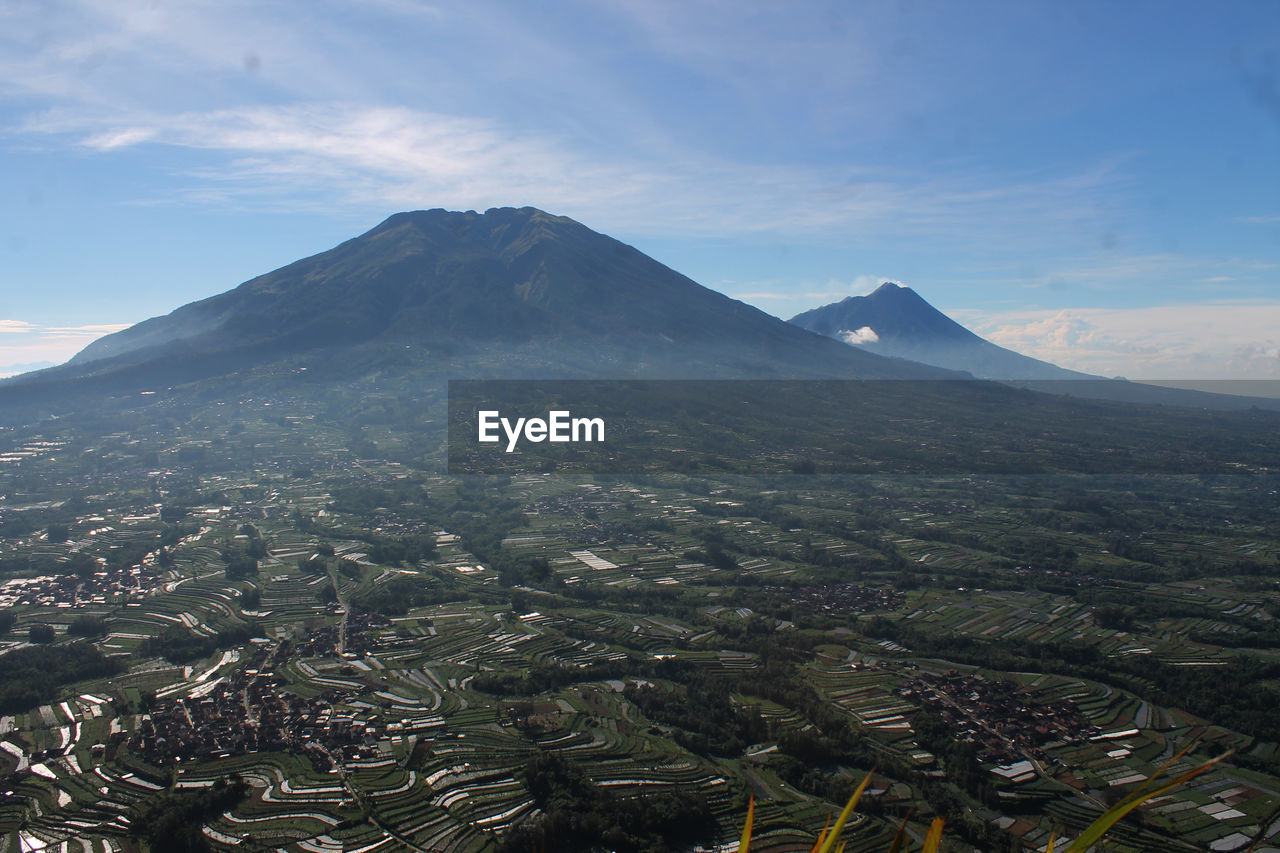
5 209 957 407
789 282 1090 381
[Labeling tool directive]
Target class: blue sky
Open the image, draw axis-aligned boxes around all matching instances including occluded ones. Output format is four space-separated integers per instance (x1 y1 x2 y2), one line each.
1 0 1278 378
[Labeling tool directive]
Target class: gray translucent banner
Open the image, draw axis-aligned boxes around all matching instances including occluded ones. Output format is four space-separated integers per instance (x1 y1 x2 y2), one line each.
447 379 1280 475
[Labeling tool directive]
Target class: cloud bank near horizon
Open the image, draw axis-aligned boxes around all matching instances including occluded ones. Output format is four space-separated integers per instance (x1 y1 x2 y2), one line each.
959 303 1280 380
0 321 130 378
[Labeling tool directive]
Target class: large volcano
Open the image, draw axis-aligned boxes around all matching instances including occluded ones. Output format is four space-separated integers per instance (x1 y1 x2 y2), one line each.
6 208 952 406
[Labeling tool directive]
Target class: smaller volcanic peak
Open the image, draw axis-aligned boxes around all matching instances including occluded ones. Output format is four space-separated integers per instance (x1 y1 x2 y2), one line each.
791 282 983 347
790 282 1087 381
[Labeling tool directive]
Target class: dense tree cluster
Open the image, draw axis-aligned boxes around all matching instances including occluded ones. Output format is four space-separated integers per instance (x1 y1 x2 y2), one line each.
67 614 107 637
141 623 255 665
350 574 465 617
126 775 248 852
626 674 766 757
473 661 632 697
0 642 123 714
497 754 715 853
222 546 260 580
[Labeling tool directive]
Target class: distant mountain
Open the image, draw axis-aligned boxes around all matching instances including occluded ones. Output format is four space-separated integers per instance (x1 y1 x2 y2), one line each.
3 209 955 408
789 283 1280 411
789 282 1090 381
0 360 55 378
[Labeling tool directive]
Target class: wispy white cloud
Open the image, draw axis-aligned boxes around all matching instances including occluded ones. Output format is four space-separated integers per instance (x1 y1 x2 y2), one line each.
0 320 39 334
966 303 1280 379
82 127 156 149
0 320 129 376
0 0 1137 249
16 100 1131 248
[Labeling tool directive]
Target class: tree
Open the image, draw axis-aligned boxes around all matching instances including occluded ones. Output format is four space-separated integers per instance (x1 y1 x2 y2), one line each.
65 552 99 580
68 615 107 637
224 555 259 580
160 505 189 523
29 624 56 644
127 776 248 852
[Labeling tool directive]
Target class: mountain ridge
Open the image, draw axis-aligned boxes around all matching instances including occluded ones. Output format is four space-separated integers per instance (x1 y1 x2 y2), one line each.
13 210 1275 418
4 208 960 410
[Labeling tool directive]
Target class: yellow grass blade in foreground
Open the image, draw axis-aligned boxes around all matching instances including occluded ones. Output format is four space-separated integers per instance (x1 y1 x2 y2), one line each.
887 814 912 853
1129 739 1198 801
739 794 755 853
920 817 945 853
815 770 875 853
808 813 832 853
1065 752 1230 852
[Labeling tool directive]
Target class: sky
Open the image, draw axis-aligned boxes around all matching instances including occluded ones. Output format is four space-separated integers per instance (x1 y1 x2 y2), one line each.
1 0 1278 379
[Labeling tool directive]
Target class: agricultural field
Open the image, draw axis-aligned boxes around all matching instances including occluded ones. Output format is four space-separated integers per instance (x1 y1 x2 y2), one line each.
1 405 1279 851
